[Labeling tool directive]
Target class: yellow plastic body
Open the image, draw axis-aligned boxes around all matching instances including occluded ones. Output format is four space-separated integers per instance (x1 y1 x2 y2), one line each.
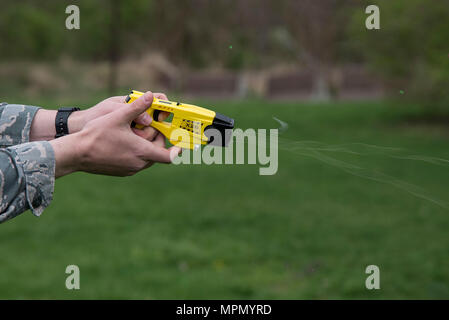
126 90 216 149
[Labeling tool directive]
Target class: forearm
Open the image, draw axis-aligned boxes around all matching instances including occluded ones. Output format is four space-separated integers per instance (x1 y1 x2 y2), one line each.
30 109 86 142
0 103 86 146
29 109 57 141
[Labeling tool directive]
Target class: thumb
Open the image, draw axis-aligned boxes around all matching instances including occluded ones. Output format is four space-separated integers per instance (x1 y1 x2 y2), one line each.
115 91 154 124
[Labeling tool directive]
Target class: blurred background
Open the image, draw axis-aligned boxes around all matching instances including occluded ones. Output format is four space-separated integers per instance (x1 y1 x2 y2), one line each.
0 0 448 299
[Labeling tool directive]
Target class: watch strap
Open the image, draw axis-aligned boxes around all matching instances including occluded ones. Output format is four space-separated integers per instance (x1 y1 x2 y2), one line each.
55 107 80 138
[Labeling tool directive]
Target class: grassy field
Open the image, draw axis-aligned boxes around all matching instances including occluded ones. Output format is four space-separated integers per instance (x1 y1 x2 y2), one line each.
1 97 448 299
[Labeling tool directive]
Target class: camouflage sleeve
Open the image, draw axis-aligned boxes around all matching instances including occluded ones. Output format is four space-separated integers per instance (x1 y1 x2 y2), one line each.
0 103 40 148
0 141 55 223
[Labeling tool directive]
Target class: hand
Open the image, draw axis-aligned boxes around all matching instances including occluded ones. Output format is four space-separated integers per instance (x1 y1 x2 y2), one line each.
69 92 170 136
30 92 170 142
50 91 181 177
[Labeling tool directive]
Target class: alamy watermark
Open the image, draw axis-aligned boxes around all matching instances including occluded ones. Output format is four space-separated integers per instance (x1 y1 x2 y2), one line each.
65 5 80 30
169 128 279 176
365 5 380 30
65 4 380 31
65 264 80 290
365 265 380 290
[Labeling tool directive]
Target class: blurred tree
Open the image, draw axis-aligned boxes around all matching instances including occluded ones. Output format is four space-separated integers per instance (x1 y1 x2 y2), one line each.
5 0 446 111
109 0 120 95
0 0 153 61
152 0 235 68
274 0 354 99
0 1 66 60
348 0 449 112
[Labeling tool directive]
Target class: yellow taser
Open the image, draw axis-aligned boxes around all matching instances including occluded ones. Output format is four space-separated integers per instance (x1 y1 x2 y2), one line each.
125 90 234 150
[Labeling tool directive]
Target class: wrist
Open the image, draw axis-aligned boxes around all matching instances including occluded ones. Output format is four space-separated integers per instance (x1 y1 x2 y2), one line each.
67 110 87 134
49 132 84 177
30 109 57 141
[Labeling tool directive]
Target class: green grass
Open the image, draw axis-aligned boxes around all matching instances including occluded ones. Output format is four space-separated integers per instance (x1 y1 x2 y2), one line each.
1 98 448 299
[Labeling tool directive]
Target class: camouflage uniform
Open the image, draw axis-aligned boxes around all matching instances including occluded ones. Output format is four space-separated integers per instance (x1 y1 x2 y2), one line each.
0 103 55 223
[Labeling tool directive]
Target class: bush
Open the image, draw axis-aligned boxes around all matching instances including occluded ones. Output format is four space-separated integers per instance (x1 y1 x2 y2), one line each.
347 0 449 112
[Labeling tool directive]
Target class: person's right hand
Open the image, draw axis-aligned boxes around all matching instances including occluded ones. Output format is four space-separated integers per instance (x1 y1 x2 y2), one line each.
50 91 181 178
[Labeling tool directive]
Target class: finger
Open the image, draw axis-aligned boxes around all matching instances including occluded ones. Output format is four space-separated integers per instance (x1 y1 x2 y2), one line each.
153 133 166 147
153 93 170 122
109 96 128 103
154 111 171 122
130 93 169 125
131 127 148 139
141 142 181 164
134 111 152 126
148 127 160 141
132 126 159 141
114 91 154 124
169 146 182 162
154 93 168 101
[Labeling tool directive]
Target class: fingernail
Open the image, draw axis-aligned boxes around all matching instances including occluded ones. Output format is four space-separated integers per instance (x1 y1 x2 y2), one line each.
142 113 152 125
170 147 182 162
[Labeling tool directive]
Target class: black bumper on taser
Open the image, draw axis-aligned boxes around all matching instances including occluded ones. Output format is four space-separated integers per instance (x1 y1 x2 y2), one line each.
204 112 235 147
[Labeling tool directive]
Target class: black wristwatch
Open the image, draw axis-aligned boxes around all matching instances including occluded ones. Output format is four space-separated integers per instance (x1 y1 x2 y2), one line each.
55 107 81 138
